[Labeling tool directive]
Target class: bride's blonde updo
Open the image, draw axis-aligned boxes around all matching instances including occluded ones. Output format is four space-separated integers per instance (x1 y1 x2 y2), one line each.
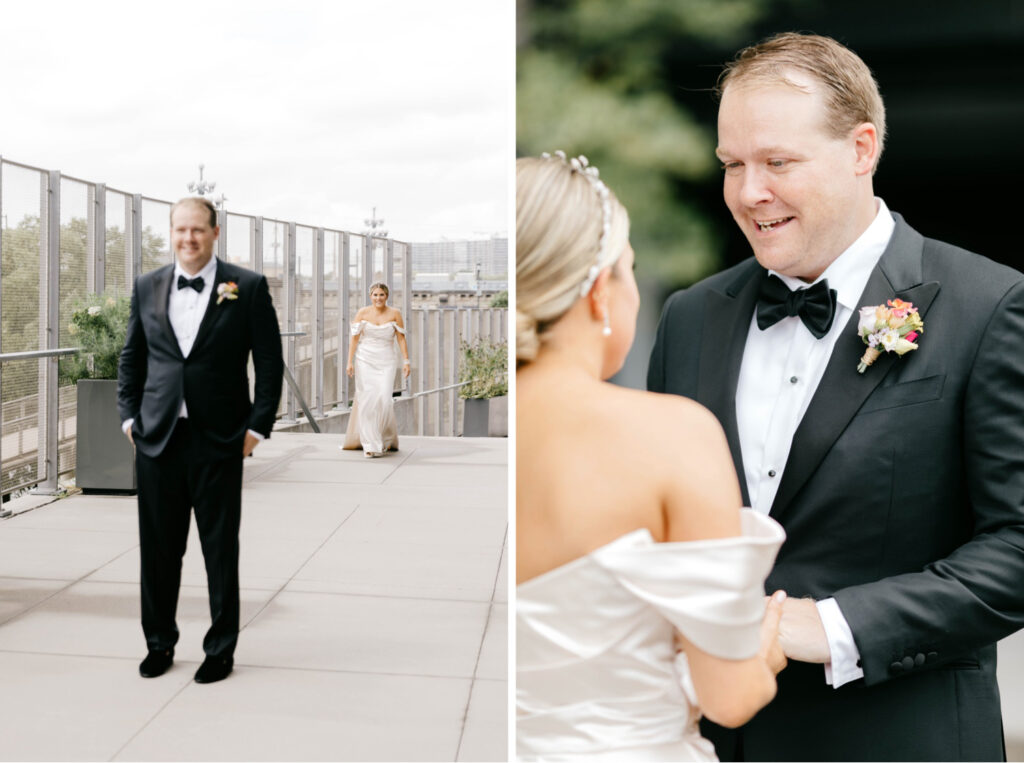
516 154 630 364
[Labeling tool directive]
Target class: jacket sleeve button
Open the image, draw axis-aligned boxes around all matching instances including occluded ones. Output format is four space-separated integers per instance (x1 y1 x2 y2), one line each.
914 653 926 667
901 656 915 671
890 661 904 674
926 651 938 662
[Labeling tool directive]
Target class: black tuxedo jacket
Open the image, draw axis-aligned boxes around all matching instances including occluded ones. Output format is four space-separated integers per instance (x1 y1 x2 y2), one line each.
648 215 1024 761
118 259 283 460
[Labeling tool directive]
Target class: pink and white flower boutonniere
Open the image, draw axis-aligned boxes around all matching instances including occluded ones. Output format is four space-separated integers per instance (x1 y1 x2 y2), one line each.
217 281 239 305
856 298 923 373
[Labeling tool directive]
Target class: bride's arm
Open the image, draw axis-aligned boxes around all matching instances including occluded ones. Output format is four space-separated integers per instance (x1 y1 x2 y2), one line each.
661 400 785 728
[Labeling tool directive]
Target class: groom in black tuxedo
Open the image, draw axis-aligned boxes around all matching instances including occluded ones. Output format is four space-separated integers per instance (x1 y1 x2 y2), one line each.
649 33 1024 761
118 196 282 684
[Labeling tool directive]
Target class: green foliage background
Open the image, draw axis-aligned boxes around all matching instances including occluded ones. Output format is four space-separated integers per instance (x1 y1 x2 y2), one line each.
517 0 769 288
459 340 509 399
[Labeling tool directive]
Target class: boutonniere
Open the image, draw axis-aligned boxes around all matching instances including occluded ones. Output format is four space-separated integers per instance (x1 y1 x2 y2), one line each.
856 298 923 373
216 281 239 305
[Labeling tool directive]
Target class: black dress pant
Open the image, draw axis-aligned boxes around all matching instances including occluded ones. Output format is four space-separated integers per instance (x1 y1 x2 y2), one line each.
136 418 243 658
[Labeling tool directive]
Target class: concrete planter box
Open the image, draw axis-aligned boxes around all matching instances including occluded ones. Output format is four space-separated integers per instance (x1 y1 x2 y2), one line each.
76 379 136 493
462 395 508 437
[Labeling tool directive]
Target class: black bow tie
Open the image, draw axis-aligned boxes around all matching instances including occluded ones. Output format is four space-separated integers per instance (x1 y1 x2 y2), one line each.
756 273 837 339
177 275 205 293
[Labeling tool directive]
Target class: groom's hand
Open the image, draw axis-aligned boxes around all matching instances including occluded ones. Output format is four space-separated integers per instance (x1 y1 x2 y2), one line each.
242 432 260 458
777 597 830 663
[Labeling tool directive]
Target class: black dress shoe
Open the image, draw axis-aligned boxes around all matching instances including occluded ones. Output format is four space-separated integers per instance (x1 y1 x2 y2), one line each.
194 655 233 684
139 648 174 678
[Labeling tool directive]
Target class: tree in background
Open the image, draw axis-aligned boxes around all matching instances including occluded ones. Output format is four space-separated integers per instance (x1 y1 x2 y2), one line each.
517 0 768 287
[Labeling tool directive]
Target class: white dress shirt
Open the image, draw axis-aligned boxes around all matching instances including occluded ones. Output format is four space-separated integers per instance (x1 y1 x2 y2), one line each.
735 198 895 688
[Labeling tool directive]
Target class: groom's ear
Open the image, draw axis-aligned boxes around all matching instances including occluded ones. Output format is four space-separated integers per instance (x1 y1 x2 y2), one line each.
587 267 612 320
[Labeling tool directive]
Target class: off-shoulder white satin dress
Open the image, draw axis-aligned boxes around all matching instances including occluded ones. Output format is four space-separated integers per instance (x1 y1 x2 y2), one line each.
517 510 785 761
343 320 404 454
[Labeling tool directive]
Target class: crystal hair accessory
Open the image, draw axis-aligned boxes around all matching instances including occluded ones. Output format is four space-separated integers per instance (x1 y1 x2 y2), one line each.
541 150 612 297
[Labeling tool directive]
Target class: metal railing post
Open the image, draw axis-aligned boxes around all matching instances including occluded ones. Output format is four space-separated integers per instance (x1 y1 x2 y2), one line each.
92 183 106 294
339 232 350 408
36 170 62 494
313 227 325 418
284 222 297 421
433 310 442 436
217 207 226 260
253 216 263 274
130 193 143 279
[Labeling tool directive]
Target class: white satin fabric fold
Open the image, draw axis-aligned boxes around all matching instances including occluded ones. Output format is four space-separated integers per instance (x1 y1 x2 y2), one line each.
517 510 785 761
344 320 403 453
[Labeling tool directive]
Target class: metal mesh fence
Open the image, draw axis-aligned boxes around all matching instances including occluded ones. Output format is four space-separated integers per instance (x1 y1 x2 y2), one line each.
140 198 171 274
323 230 341 407
104 190 132 296
0 156 497 496
295 225 315 411
1 164 48 492
225 213 252 267
57 177 91 474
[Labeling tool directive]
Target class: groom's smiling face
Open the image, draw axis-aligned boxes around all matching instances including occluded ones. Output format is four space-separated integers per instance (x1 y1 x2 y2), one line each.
171 202 220 275
716 70 874 282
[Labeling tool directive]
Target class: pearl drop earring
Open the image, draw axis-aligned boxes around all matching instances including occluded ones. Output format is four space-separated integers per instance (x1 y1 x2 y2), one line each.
602 313 612 337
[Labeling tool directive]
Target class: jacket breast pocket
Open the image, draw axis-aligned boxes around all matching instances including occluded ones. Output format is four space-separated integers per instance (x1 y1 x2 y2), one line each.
859 374 945 415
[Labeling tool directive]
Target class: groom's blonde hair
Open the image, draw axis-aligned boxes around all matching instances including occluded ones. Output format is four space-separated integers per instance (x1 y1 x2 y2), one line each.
516 155 629 364
717 32 887 173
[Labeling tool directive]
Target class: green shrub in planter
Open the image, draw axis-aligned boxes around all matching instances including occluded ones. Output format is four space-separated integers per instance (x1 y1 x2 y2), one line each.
458 340 508 399
60 293 131 384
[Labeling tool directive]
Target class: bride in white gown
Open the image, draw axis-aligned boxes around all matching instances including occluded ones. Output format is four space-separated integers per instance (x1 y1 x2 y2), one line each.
516 152 788 761
344 283 410 457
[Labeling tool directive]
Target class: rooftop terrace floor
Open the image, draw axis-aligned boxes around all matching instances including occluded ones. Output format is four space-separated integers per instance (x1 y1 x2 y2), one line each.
0 433 508 762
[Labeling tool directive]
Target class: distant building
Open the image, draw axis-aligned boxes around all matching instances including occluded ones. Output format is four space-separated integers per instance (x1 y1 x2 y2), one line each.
410 236 508 307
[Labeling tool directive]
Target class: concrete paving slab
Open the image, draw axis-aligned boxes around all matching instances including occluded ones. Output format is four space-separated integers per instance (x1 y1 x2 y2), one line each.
86 525 330 590
239 591 488 678
0 651 193 762
0 526 138 580
333 504 506 548
288 538 501 601
114 668 470 762
331 483 507 510
402 441 508 467
263 458 400 484
3 494 138 532
0 577 70 625
0 580 277 664
384 463 507 489
457 679 507 762
494 541 508 603
476 604 506 681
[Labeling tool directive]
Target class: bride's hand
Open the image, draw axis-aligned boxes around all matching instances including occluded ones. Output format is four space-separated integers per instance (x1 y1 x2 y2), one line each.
760 590 788 675
346 362 354 378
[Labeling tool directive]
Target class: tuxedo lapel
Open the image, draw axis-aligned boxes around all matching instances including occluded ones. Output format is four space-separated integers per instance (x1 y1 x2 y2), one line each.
695 261 762 506
151 266 182 358
770 217 941 518
191 260 230 354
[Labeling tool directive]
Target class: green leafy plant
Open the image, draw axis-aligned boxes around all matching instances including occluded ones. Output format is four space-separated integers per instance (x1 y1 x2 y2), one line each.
59 293 131 384
489 290 508 308
458 340 508 399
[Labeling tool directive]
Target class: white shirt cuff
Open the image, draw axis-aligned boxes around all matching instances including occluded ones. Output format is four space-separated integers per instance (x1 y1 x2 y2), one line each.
817 597 864 688
247 429 265 442
122 418 134 435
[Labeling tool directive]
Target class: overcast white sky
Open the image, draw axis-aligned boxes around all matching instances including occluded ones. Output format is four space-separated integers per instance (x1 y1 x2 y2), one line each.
0 0 511 242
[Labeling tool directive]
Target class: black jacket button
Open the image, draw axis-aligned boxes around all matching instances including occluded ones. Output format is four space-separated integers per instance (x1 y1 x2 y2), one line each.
890 661 904 674
926 651 938 662
901 656 915 671
914 653 926 667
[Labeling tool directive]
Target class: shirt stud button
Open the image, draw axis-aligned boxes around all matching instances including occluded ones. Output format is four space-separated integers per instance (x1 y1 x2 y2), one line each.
768 469 777 478
790 376 798 384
